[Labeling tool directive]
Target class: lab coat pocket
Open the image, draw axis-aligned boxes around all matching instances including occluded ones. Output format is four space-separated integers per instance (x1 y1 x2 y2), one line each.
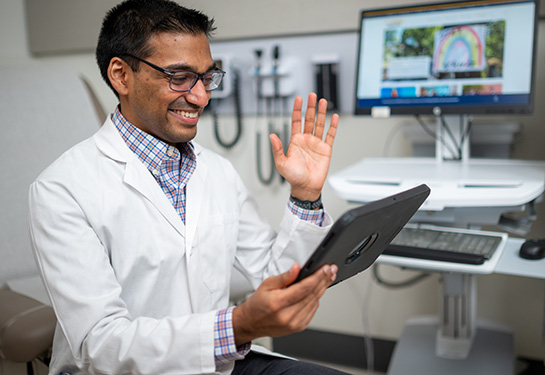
194 214 238 295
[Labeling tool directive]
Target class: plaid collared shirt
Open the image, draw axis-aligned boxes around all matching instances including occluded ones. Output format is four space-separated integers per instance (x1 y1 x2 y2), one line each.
112 107 323 366
112 107 195 223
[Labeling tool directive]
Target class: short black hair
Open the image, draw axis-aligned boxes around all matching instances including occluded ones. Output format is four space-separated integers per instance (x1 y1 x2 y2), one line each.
96 0 216 96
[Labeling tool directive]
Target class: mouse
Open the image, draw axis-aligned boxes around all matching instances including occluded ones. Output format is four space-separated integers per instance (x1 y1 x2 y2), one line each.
519 239 545 260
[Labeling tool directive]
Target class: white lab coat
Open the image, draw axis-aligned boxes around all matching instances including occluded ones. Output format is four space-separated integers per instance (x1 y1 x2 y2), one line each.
28 116 332 375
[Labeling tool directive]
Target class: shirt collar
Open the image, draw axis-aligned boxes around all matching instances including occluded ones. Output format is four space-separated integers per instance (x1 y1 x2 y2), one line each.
112 106 194 172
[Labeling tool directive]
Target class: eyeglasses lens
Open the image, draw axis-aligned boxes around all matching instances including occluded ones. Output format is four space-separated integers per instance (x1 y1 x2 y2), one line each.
170 71 224 92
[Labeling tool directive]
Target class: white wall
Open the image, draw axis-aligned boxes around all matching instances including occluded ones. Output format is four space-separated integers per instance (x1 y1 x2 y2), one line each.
1 0 544 364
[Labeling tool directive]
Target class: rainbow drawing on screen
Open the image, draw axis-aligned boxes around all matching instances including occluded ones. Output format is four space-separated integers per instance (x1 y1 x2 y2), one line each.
433 25 486 73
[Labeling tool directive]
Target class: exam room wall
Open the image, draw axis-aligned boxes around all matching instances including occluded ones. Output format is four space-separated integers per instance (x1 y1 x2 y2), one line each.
1 0 544 363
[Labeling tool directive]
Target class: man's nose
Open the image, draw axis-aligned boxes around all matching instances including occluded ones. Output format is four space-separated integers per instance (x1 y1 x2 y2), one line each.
185 79 210 107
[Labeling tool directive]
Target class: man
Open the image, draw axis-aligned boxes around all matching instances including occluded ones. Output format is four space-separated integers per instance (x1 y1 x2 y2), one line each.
29 1 346 374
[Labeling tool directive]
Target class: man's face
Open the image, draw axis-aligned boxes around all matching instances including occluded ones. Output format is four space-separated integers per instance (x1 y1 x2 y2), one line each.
119 32 214 145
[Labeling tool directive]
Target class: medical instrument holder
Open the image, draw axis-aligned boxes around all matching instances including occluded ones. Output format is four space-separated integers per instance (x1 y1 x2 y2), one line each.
253 46 294 185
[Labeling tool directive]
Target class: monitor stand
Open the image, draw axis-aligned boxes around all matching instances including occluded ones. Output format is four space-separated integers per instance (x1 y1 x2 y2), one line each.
436 272 477 358
434 113 471 163
430 115 488 359
403 114 512 370
436 114 470 357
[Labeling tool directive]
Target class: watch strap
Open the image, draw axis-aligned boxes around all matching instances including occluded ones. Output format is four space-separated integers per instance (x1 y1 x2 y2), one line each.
289 194 323 210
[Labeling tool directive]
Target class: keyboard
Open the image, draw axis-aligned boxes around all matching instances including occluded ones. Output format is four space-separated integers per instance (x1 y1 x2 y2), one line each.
384 226 505 265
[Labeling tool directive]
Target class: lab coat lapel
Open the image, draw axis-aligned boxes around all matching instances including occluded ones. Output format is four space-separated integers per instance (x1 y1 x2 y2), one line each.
184 145 208 311
123 161 186 238
94 119 185 238
185 144 207 256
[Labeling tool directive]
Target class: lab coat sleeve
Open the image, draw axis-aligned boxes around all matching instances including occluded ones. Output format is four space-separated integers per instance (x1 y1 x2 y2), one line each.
29 178 217 375
231 168 333 290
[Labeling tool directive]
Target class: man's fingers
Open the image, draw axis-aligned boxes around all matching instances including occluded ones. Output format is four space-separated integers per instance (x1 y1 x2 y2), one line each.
324 264 338 283
291 96 303 137
303 93 317 134
269 133 285 164
261 263 301 291
281 264 337 307
280 265 338 329
313 98 328 139
235 264 337 341
291 94 337 143
325 113 339 147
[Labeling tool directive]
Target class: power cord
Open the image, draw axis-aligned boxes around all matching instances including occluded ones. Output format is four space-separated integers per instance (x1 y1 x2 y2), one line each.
414 114 473 160
372 263 431 289
438 114 461 158
382 122 410 157
414 114 460 159
348 278 375 373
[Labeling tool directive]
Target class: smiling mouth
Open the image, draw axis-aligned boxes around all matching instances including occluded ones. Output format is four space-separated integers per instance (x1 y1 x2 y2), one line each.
171 109 199 119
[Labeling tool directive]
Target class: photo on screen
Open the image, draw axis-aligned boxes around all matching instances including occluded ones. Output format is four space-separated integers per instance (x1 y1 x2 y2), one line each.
382 21 505 84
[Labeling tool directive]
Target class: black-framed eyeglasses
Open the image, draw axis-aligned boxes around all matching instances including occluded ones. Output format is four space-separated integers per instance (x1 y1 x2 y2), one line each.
123 53 225 92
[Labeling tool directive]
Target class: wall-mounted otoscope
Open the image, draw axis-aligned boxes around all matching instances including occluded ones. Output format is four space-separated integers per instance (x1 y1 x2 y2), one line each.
254 45 293 185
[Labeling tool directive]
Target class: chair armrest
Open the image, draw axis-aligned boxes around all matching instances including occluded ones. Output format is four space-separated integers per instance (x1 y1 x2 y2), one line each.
0 288 56 363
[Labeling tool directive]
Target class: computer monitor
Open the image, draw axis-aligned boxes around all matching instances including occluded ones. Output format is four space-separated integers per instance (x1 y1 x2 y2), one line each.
354 0 539 116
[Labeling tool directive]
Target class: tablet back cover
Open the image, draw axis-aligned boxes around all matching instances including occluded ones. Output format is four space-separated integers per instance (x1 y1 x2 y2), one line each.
296 184 430 286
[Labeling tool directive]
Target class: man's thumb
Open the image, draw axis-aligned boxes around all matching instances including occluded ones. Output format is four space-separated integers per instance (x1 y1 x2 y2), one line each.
265 264 300 290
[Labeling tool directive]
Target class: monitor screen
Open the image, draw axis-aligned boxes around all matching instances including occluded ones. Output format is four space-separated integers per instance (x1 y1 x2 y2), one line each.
355 0 539 116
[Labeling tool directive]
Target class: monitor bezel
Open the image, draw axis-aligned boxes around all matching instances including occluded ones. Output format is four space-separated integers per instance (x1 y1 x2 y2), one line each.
354 0 540 116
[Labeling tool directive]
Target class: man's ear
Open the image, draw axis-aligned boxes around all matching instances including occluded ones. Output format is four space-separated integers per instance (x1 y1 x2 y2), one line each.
108 57 131 96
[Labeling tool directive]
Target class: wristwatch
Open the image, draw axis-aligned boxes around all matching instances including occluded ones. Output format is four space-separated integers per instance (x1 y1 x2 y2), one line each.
289 194 323 210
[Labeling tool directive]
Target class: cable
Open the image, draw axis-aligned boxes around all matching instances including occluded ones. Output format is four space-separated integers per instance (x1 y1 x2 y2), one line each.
437 114 473 160
256 94 277 185
348 278 375 373
459 114 473 153
372 263 431 289
414 114 459 159
212 69 243 149
361 278 375 373
271 45 288 184
253 49 276 185
256 124 276 185
383 122 409 157
439 114 462 158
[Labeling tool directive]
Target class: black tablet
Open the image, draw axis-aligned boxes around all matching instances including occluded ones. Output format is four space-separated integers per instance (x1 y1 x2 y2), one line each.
295 184 430 287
